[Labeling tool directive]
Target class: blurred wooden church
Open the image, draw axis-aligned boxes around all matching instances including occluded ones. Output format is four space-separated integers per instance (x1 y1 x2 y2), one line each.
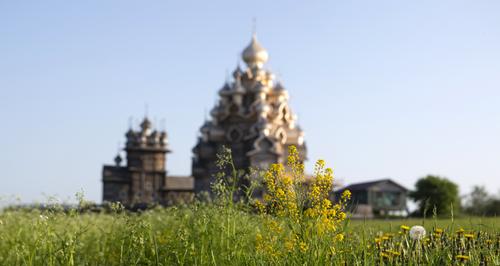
102 34 307 206
102 117 194 206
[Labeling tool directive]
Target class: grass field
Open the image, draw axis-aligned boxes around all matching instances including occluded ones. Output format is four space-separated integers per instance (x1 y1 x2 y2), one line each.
1 148 498 265
0 204 499 266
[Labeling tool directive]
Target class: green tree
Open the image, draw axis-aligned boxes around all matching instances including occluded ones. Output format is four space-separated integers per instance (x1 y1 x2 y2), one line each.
484 198 500 216
409 175 460 217
463 186 500 216
464 185 490 216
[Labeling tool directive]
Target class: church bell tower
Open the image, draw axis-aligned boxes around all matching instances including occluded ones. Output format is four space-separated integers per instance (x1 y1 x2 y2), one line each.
124 117 170 203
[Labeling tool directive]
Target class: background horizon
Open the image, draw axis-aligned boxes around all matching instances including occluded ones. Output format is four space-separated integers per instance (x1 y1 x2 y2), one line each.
1 1 499 205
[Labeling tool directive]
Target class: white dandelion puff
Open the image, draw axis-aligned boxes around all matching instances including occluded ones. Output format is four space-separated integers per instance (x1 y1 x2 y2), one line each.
409 225 426 240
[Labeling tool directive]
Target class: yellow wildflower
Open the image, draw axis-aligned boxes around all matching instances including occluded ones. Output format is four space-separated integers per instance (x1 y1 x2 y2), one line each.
388 250 400 256
341 190 351 200
284 236 296 252
276 188 285 198
338 212 347 221
299 241 308 253
253 200 265 214
282 175 292 186
255 233 263 242
380 252 391 259
464 233 474 239
384 233 395 239
456 255 470 262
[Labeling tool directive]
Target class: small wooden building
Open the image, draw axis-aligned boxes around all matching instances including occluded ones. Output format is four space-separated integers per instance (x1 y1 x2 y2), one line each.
335 179 408 218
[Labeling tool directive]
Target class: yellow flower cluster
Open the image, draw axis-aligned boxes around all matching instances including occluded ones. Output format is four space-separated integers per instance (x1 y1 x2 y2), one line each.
257 145 351 256
262 163 299 221
255 232 277 257
255 220 283 258
305 159 350 235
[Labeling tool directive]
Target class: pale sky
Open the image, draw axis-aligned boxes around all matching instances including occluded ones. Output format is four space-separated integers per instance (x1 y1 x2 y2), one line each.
1 1 499 204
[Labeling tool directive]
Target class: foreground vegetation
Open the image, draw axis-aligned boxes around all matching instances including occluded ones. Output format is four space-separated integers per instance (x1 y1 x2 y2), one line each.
0 147 498 265
0 206 499 265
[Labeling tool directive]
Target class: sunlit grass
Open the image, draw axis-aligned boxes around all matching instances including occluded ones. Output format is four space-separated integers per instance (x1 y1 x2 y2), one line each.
0 206 499 265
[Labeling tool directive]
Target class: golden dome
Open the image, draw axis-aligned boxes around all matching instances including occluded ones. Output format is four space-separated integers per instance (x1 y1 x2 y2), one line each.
242 34 268 68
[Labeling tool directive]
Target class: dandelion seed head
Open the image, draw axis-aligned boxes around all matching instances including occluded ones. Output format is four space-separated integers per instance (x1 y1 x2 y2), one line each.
409 225 426 240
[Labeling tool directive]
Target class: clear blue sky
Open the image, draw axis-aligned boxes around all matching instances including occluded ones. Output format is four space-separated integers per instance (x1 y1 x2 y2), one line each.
1 1 499 204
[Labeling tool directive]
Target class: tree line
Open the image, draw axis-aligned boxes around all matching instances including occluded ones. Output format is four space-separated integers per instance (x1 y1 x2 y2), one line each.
410 175 500 217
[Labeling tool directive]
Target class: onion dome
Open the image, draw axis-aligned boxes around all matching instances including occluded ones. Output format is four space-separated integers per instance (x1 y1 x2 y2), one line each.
274 82 286 93
232 65 243 79
218 82 232 96
266 71 275 81
114 154 122 166
159 131 167 139
234 75 245 94
272 82 288 102
242 34 268 69
251 81 267 93
140 117 152 132
126 128 136 139
200 121 212 133
149 130 159 145
159 131 168 145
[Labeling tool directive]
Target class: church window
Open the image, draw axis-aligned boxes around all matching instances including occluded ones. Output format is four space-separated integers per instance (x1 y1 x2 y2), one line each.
228 128 241 142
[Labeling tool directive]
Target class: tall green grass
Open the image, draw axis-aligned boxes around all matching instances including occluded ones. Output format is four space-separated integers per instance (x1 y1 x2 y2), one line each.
0 203 498 265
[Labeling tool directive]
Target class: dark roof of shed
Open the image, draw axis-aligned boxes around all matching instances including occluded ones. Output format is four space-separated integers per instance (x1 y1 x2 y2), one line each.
338 179 408 192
